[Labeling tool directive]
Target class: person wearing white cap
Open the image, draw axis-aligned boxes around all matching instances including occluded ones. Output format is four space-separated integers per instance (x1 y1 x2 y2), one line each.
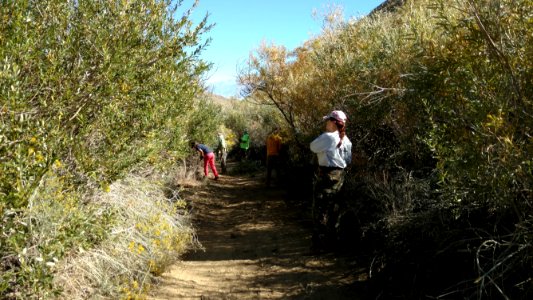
215 132 227 174
309 110 352 251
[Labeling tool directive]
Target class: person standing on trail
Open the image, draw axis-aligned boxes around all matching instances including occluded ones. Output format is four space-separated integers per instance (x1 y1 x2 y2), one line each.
239 130 250 160
265 128 282 187
309 110 352 250
191 141 219 180
215 132 227 174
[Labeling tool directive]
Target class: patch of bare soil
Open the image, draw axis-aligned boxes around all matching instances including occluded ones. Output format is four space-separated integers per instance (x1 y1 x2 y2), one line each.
149 170 368 300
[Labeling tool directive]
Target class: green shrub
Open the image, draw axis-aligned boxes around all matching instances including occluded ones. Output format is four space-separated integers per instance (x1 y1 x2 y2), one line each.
1 0 209 209
1 0 210 298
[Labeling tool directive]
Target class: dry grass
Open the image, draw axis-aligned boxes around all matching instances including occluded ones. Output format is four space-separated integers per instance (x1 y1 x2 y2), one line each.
53 171 199 299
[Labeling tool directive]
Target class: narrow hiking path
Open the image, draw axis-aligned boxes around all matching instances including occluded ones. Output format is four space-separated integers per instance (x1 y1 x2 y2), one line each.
148 170 368 300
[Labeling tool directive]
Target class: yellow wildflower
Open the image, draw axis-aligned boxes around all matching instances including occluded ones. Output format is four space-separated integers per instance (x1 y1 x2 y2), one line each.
128 241 135 252
35 153 44 162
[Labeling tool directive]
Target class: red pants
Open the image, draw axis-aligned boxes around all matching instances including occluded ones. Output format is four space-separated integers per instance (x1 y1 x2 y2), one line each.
203 152 219 177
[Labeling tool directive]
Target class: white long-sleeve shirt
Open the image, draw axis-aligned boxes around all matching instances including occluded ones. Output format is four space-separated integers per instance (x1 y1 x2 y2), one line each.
310 131 352 168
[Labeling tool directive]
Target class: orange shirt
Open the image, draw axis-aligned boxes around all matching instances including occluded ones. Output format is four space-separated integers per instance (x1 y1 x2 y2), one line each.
266 134 282 156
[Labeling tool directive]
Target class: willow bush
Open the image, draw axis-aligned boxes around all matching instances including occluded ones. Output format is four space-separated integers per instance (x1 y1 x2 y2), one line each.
186 96 224 148
1 0 210 298
406 1 532 296
1 0 209 207
240 0 532 297
411 0 532 211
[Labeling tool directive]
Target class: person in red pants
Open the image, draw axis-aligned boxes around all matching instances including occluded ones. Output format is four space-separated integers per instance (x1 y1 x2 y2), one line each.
191 141 219 180
265 128 282 187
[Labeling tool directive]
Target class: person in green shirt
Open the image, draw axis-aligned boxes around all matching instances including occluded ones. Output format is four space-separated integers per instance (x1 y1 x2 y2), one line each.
239 130 250 160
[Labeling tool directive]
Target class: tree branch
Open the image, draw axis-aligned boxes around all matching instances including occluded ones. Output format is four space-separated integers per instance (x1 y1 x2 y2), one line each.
468 0 523 106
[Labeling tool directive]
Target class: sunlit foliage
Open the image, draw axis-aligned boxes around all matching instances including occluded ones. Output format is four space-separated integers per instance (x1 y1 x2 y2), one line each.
1 0 210 297
239 0 532 297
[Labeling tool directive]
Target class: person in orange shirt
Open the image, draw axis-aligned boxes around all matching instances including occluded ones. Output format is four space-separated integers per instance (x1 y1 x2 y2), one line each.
265 128 282 187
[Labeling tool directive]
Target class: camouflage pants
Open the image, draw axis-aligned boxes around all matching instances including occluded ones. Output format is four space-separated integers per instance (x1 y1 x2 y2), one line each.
217 149 227 174
312 167 345 245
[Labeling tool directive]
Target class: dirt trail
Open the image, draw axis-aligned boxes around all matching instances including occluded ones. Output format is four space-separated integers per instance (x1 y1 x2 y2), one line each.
149 171 367 300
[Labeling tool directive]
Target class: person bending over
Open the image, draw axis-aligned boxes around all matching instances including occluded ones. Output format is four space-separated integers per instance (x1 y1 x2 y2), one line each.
191 141 219 180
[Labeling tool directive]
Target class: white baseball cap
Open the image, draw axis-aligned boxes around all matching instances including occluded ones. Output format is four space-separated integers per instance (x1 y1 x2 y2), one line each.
323 110 347 122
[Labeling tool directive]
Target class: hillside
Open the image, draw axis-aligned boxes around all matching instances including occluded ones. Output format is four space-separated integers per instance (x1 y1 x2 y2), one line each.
370 0 405 14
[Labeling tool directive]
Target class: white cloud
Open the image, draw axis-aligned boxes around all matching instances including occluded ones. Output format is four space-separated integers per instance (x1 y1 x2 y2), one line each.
203 71 241 98
214 82 240 98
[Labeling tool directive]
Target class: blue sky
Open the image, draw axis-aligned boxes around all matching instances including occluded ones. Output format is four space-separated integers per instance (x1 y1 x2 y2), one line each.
179 1 384 98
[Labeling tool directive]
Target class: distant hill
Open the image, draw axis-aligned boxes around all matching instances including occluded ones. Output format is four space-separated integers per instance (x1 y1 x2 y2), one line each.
203 92 239 109
370 0 405 15
206 93 230 103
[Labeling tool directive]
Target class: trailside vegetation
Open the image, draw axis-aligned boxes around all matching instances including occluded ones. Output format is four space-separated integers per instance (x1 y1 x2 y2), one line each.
1 0 213 298
239 0 532 298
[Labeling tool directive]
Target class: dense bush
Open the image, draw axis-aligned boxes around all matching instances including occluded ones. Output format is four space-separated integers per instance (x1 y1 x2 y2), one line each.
1 0 211 298
1 0 210 205
239 0 532 297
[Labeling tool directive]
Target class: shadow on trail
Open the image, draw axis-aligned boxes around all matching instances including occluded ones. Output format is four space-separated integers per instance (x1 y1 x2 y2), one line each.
186 176 309 261
150 170 369 300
